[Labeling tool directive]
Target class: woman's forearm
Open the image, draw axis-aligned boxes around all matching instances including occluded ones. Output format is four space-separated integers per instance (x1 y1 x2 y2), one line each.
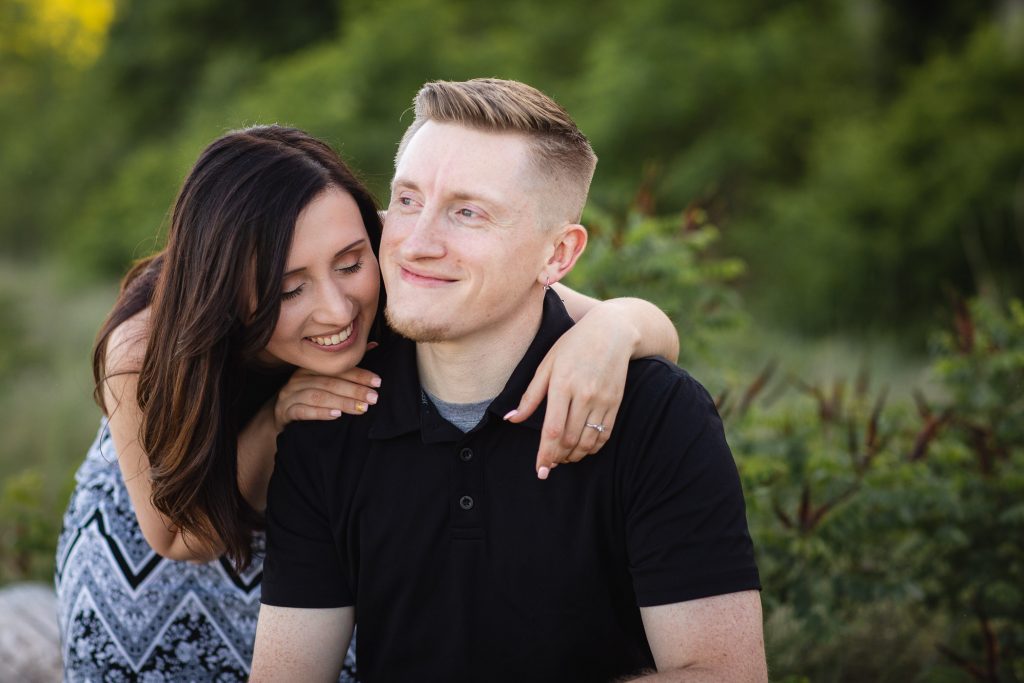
552 284 679 362
236 399 282 513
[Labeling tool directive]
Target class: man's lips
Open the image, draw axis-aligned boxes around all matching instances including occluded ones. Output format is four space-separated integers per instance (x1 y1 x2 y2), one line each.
399 266 456 286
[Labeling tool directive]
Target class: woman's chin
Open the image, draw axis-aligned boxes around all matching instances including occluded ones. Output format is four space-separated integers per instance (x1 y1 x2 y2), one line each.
299 341 366 375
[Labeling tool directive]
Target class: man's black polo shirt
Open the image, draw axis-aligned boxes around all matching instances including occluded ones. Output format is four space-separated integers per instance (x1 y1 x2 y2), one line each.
262 291 760 682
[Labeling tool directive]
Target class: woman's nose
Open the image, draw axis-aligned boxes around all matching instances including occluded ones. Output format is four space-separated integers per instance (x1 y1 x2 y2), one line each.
311 282 354 325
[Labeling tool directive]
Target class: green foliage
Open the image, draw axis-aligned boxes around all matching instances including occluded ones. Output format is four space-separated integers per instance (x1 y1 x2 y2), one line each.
0 262 115 585
727 296 1024 681
2 0 1015 333
1 0 1019 333
0 469 66 583
0 291 42 380
96 0 340 136
567 206 746 366
0 1 1022 678
736 20 1024 332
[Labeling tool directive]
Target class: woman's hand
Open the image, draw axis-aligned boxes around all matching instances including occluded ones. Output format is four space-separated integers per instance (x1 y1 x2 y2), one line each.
273 366 382 431
506 303 635 478
239 358 381 513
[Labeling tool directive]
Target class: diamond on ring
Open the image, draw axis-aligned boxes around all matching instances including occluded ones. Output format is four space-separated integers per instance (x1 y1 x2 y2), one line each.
585 422 605 433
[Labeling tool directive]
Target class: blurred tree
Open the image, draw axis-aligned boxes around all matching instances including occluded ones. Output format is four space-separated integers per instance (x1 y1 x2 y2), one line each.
0 0 1021 335
96 0 341 137
0 0 114 69
737 21 1024 333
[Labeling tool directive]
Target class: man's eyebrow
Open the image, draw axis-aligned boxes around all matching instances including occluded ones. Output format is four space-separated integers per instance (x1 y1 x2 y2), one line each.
391 176 419 192
282 238 366 278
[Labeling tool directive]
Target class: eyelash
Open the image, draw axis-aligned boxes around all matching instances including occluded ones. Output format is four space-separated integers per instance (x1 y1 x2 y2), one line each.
337 259 366 274
280 259 365 301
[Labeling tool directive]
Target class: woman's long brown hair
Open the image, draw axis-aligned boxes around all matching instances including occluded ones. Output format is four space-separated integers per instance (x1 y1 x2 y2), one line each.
92 126 383 569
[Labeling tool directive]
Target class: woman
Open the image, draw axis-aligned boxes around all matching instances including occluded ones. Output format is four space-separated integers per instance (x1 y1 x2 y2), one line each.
55 125 679 681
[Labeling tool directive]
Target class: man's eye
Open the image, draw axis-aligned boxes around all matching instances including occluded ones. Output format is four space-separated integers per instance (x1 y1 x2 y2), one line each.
399 197 413 206
458 208 476 218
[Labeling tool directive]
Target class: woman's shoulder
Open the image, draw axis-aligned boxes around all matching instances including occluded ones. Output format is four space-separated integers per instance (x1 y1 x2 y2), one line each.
105 307 152 376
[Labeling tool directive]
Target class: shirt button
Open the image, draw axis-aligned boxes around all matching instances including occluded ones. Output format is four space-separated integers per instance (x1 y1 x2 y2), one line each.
459 495 474 510
459 448 474 462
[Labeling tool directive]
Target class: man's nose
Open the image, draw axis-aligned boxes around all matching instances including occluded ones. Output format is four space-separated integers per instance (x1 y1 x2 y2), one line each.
399 206 446 260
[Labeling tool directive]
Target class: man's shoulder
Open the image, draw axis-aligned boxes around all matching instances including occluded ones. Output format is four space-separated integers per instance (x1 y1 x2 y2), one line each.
624 356 716 410
617 356 722 447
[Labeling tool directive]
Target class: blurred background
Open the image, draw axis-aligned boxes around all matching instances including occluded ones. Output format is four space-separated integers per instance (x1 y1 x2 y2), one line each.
1 0 1022 680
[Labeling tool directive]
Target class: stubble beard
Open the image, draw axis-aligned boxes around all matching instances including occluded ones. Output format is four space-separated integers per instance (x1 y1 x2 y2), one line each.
384 303 453 343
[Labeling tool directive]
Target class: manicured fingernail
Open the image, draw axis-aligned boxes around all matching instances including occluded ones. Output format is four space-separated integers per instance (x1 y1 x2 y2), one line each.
356 402 368 413
371 376 382 388
537 466 550 480
367 391 378 405
329 409 342 417
503 410 519 421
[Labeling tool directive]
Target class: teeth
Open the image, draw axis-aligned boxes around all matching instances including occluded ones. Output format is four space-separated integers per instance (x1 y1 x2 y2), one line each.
309 324 353 347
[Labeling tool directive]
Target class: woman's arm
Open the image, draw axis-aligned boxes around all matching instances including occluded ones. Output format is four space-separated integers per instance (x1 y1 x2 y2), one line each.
508 284 679 478
236 365 382 512
106 312 381 562
103 311 221 561
553 283 679 361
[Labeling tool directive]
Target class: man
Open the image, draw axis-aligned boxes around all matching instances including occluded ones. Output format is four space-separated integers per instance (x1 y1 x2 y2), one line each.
251 78 766 682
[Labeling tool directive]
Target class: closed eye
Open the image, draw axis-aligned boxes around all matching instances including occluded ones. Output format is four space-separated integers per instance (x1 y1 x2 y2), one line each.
336 258 364 275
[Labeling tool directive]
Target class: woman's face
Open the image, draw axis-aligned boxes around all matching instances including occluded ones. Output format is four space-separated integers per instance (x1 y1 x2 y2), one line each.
262 187 381 375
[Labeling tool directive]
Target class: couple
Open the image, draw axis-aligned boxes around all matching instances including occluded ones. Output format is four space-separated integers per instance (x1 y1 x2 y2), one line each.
57 78 765 681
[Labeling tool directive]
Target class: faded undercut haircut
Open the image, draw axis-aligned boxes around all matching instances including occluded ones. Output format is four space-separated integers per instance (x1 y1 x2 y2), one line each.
395 78 598 225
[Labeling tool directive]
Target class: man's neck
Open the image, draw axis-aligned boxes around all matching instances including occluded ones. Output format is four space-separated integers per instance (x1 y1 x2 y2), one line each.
415 296 545 404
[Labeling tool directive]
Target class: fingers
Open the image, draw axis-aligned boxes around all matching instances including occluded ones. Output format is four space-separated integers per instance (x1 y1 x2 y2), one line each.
289 373 380 406
534 389 571 479
567 410 616 463
508 359 551 424
276 369 382 428
531 388 622 479
567 412 605 463
281 403 347 423
336 366 383 390
279 391 372 423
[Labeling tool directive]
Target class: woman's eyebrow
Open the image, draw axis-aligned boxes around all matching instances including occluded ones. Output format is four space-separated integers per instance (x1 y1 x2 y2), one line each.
282 238 366 278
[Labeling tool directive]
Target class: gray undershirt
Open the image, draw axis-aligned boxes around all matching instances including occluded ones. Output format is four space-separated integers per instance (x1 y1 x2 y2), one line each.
424 389 494 433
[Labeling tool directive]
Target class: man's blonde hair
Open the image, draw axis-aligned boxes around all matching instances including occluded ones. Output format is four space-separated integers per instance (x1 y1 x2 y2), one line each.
395 78 598 224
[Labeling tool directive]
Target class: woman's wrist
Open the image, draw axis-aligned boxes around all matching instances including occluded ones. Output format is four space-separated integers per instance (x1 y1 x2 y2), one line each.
596 299 643 358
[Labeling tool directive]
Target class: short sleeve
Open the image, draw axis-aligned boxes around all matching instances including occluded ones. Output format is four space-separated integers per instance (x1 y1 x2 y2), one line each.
260 421 354 608
622 364 761 607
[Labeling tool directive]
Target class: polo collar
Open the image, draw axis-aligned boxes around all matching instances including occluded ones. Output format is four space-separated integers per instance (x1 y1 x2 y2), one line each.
368 289 575 441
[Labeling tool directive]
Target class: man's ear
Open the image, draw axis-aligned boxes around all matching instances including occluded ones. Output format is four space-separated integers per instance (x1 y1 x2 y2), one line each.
539 223 587 287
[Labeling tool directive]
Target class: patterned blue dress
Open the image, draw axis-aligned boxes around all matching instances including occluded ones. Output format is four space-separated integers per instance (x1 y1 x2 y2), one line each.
55 420 358 681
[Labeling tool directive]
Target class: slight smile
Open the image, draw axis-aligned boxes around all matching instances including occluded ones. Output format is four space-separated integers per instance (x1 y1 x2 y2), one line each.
399 266 456 286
